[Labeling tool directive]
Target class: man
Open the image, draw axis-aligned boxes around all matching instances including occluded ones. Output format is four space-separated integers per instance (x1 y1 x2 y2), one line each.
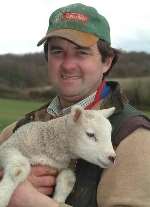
0 3 150 207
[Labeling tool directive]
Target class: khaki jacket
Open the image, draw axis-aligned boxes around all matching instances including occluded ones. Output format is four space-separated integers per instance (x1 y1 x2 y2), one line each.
1 121 150 206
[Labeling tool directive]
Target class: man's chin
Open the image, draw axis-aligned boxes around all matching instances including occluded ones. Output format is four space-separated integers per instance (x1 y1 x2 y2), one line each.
59 92 83 102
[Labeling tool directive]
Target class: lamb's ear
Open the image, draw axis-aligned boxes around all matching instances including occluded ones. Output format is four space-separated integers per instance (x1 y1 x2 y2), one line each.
71 105 83 122
100 107 115 118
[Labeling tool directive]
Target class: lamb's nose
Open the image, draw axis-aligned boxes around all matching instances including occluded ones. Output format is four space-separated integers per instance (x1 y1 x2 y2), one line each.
108 154 116 163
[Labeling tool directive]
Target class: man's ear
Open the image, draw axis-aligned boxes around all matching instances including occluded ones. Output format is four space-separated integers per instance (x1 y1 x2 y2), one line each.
102 57 113 73
44 41 48 61
71 105 83 122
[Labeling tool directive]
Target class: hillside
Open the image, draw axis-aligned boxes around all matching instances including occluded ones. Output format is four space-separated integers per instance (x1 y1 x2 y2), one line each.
0 51 150 89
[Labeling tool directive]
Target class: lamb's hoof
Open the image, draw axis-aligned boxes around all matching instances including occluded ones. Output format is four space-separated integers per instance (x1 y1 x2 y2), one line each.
7 159 30 184
53 169 76 203
14 169 22 176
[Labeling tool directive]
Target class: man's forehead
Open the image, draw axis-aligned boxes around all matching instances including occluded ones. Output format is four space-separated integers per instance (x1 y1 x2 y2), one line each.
48 37 96 50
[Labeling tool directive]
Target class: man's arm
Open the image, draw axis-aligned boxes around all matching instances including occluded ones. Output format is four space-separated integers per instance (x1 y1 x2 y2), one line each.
0 122 17 144
8 180 71 207
97 128 150 206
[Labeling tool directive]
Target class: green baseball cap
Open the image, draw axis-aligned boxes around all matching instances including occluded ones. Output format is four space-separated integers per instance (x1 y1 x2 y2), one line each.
37 3 111 47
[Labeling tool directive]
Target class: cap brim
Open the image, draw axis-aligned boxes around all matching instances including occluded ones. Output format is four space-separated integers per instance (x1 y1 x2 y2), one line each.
37 29 99 47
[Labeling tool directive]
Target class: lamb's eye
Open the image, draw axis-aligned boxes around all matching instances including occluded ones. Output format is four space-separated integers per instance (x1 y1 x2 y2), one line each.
86 132 97 141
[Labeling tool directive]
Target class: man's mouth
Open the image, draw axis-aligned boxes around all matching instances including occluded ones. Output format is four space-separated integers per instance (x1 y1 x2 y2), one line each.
61 74 80 80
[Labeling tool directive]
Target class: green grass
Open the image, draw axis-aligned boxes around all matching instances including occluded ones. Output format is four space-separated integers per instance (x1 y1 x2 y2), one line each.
145 110 150 116
0 98 44 132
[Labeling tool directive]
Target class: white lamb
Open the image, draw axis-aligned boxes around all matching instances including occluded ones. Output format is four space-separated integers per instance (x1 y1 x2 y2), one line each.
0 105 116 207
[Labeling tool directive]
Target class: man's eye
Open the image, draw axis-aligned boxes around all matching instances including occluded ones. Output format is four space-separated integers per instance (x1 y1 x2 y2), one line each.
50 49 63 54
78 50 89 55
80 51 88 55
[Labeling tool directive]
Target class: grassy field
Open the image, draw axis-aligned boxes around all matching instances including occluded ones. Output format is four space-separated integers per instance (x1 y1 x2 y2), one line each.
143 110 150 117
0 98 150 132
0 98 44 132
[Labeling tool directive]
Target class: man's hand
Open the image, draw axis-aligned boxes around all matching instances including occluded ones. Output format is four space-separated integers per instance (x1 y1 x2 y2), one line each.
0 165 59 207
28 165 58 195
8 180 59 207
0 165 58 195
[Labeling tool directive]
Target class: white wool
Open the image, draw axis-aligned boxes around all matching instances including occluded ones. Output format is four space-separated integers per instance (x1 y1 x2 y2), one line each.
0 105 116 206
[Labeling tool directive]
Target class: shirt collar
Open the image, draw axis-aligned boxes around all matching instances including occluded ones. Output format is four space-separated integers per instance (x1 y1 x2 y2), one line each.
47 92 96 116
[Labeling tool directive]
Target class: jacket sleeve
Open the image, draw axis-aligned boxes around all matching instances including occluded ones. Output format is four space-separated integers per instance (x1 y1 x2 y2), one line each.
0 122 17 144
97 128 150 207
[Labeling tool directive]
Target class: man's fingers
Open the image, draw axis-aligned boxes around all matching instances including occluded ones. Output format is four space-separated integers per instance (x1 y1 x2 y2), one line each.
38 187 54 195
31 165 58 176
28 175 56 187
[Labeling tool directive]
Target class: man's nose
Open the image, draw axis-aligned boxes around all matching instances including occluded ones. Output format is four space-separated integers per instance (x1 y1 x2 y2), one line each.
61 55 76 71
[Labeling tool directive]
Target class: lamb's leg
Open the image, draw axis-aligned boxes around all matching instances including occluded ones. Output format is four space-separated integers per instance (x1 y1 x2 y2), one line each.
0 147 30 207
53 168 76 203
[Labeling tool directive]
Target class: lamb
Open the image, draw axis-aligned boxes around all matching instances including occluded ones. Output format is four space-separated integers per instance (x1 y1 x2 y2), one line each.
0 105 116 207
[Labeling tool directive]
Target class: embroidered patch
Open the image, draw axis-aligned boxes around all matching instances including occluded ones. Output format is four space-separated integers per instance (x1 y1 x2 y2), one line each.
63 12 88 23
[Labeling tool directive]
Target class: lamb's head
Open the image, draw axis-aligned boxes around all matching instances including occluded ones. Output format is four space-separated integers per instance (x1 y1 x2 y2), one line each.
67 105 116 168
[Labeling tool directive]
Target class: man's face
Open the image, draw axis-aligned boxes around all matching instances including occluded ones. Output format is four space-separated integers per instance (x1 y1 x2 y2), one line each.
47 37 111 105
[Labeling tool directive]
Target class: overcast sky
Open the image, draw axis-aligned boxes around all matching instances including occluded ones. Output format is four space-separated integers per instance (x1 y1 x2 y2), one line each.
0 0 150 54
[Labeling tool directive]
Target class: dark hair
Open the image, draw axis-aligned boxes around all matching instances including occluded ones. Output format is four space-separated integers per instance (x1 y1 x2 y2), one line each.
44 41 48 61
97 39 120 76
44 39 120 76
